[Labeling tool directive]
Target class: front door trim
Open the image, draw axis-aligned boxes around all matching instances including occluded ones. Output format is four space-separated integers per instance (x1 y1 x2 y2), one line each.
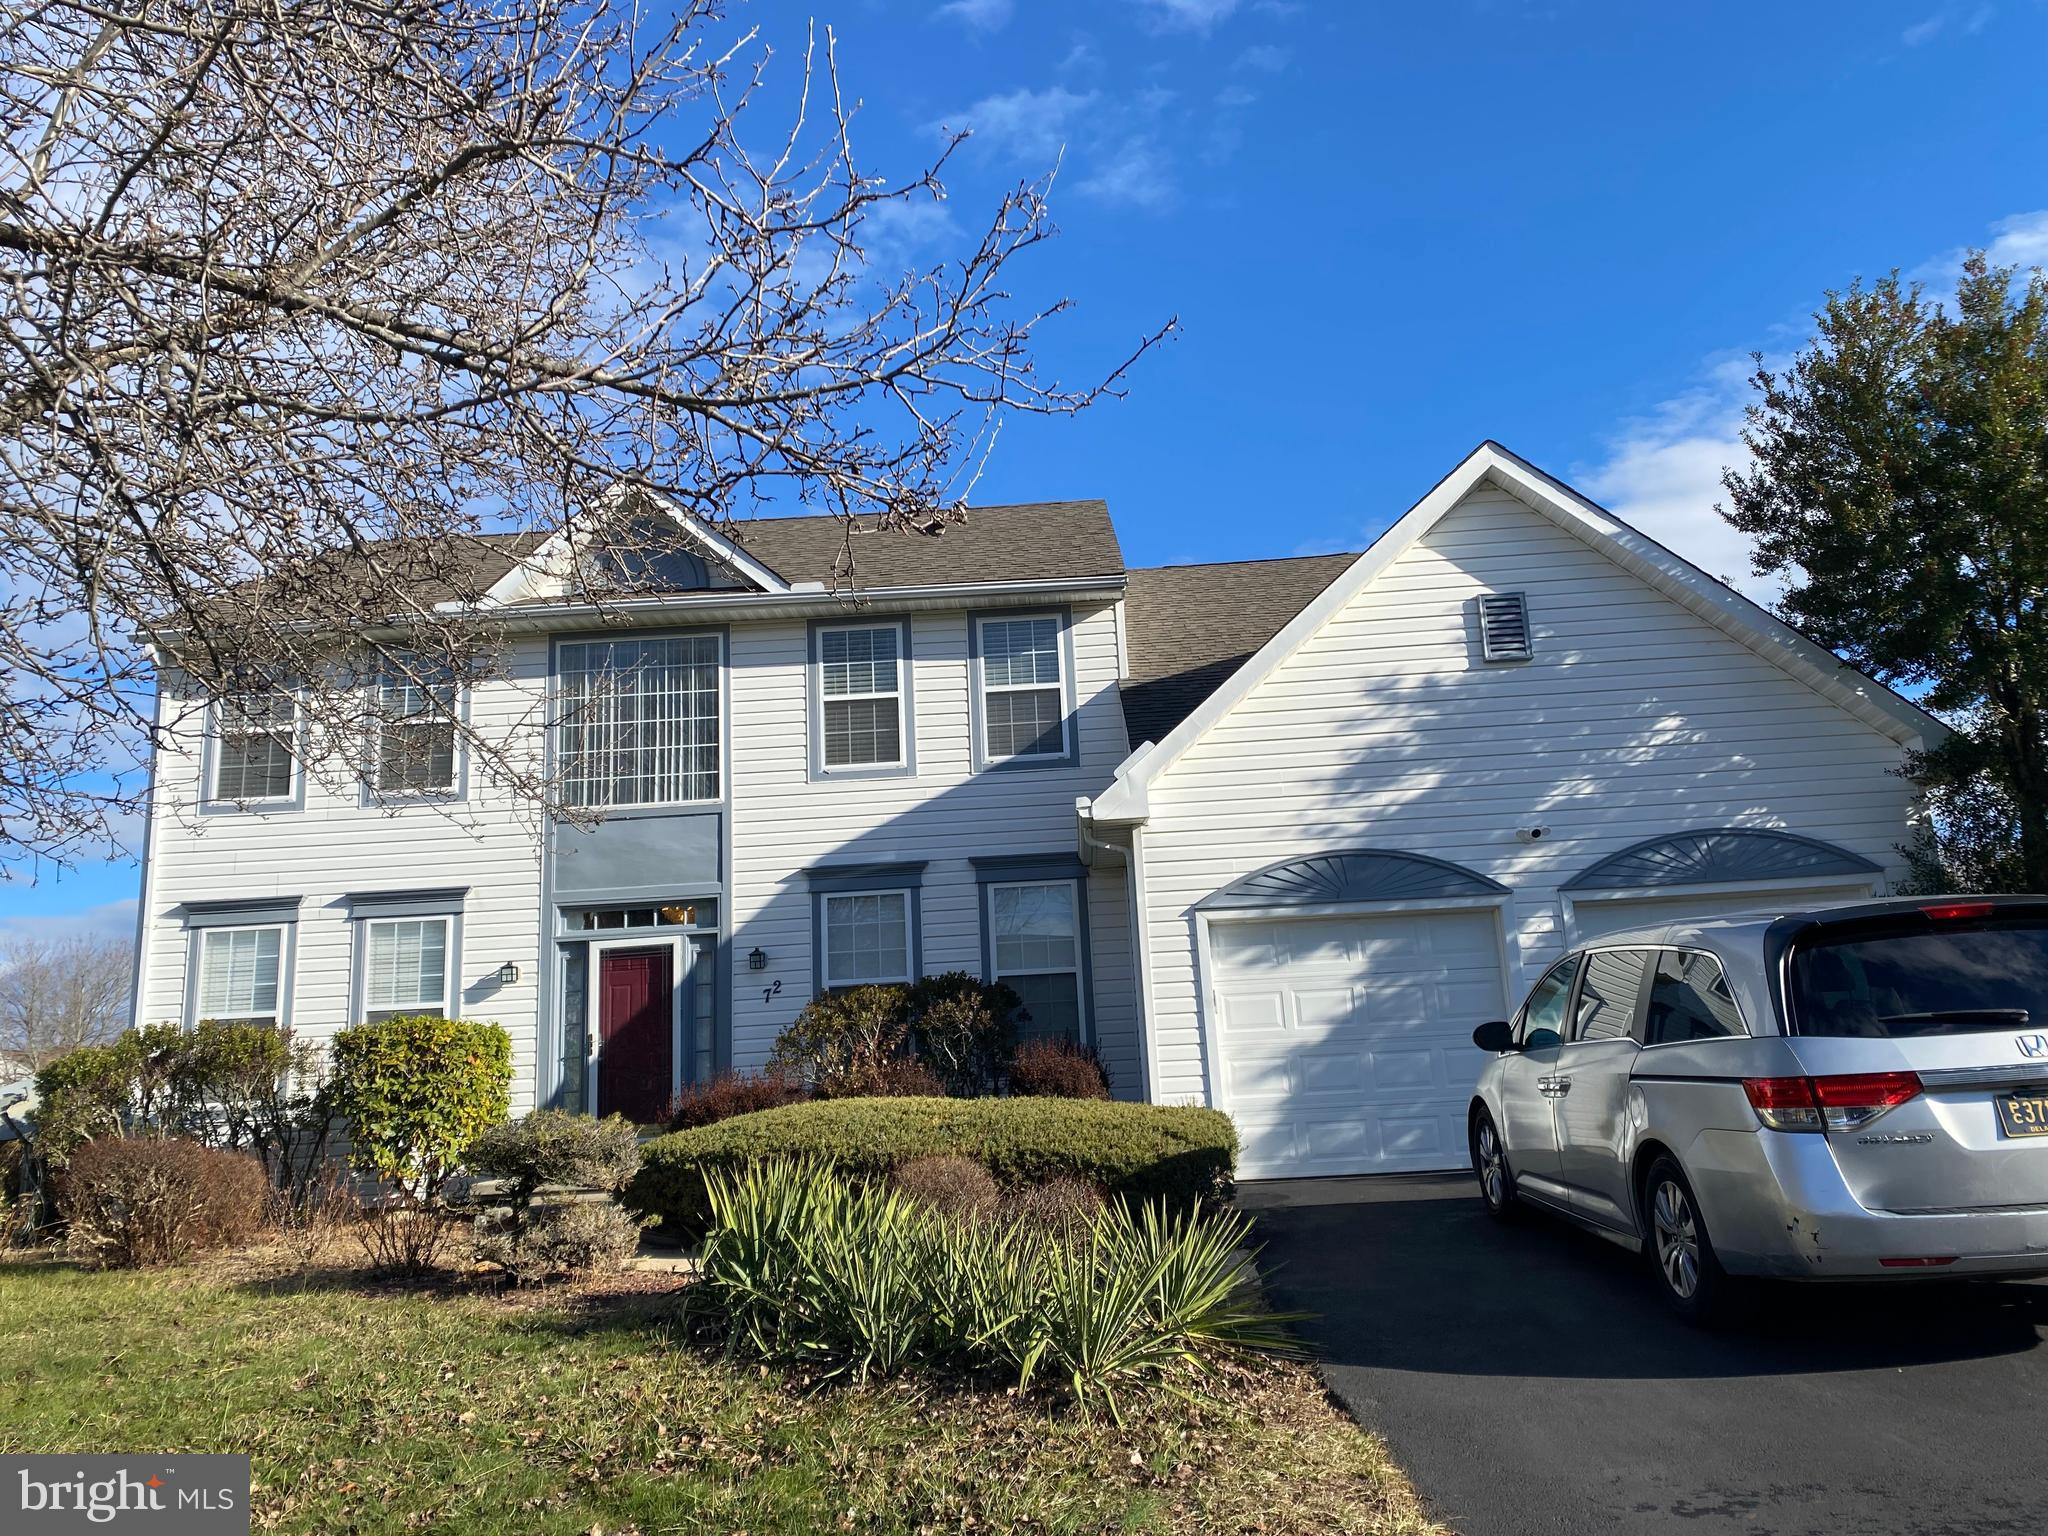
590 933 689 1118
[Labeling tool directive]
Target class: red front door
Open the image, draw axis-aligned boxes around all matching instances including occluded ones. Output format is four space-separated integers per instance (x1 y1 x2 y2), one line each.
598 946 675 1125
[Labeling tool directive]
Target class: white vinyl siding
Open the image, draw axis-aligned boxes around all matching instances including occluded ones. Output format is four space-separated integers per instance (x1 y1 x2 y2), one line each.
362 916 451 1020
1134 484 1921 1108
137 637 548 1111
557 634 721 806
195 926 285 1025
724 602 1140 1090
821 891 912 986
988 881 1084 1041
977 615 1068 761
819 625 904 769
376 666 458 793
210 694 296 802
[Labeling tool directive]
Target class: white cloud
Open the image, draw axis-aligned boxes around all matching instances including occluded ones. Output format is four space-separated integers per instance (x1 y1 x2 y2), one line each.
1902 3 1994 45
1576 357 1784 603
940 85 1099 164
1902 12 1946 44
0 897 137 948
1131 0 1241 34
1076 137 1175 210
935 0 1013 32
1577 207 2048 608
1215 83 1258 109
1234 43 1290 71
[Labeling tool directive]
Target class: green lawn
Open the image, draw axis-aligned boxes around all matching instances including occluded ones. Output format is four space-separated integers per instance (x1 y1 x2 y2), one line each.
0 1249 1442 1535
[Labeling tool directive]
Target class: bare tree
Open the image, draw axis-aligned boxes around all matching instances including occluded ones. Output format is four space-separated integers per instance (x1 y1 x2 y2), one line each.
0 0 1168 870
0 932 133 1072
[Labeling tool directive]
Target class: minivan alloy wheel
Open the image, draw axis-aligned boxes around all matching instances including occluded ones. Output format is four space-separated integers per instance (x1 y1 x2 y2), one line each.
1652 1178 1700 1299
1476 1118 1508 1208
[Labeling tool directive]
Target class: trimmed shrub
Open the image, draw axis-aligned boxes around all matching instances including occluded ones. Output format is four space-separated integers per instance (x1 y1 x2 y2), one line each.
467 1110 640 1212
1009 1038 1112 1100
31 1021 335 1202
1006 1174 1103 1234
665 1069 810 1131
890 1154 1000 1220
825 1056 945 1100
628 1096 1236 1236
768 985 910 1093
905 972 1021 1096
473 1201 645 1285
327 1016 511 1204
697 1158 1294 1407
59 1138 270 1268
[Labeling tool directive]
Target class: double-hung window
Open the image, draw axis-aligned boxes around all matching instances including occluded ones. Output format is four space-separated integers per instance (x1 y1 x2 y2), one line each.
361 916 453 1020
211 693 297 803
975 615 1069 764
557 634 721 807
195 926 287 1026
820 890 913 987
817 623 906 771
987 880 1084 1041
375 663 458 794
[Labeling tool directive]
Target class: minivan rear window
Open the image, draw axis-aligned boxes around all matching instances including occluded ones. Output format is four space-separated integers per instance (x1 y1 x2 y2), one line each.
1787 916 2048 1037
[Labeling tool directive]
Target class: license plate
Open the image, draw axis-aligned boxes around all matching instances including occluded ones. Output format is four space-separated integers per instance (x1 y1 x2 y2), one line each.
1995 1091 2048 1138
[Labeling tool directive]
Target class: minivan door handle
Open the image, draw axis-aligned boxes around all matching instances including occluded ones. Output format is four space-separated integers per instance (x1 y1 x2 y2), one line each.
1549 1076 1572 1096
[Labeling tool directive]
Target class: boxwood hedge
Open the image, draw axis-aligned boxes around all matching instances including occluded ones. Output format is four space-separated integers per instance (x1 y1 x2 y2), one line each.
626 1096 1236 1235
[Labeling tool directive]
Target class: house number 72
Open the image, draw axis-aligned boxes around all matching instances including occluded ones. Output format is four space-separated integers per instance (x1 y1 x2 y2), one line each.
761 977 782 1006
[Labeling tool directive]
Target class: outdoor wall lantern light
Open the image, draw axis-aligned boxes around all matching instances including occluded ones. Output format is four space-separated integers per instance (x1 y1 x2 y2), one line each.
497 961 520 985
748 947 768 972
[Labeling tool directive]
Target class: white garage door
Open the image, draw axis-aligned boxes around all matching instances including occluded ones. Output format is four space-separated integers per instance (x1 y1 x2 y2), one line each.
1209 908 1507 1179
1569 883 1876 942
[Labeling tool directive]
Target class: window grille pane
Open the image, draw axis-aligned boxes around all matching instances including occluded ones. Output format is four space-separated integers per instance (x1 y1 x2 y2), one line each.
824 892 909 984
984 688 1064 758
981 618 1061 687
992 884 1079 973
557 636 721 806
198 928 282 1019
1007 970 1082 1043
376 667 457 791
823 697 903 767
366 918 448 1012
214 694 296 800
820 627 898 697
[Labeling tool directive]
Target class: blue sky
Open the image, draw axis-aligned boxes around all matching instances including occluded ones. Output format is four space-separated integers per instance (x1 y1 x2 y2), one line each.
7 0 2046 940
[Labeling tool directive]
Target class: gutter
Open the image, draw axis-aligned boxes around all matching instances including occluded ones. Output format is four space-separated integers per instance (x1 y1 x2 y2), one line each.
146 575 1128 650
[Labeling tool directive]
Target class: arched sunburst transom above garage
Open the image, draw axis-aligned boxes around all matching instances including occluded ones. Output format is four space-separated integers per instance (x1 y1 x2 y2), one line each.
1562 827 1881 893
1199 848 1509 910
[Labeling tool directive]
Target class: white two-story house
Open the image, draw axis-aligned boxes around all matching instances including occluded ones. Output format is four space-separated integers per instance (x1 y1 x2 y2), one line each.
131 442 1946 1179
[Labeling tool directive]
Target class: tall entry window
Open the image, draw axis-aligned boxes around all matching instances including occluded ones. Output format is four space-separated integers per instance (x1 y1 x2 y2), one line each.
557 635 721 806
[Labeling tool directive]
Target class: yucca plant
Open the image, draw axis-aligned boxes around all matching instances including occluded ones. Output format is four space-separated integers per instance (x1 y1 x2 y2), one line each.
695 1157 1301 1412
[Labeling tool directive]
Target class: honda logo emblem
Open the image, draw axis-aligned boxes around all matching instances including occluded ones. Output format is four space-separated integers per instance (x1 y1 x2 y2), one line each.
2019 1034 2048 1060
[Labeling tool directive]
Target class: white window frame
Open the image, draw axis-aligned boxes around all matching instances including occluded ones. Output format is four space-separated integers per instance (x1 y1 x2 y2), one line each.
207 692 299 806
191 923 290 1027
984 879 1087 1036
974 612 1072 766
554 632 724 809
373 662 460 797
358 915 455 1021
819 888 915 988
815 621 909 774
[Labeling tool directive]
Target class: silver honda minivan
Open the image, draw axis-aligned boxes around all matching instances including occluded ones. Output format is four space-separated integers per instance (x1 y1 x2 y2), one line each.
1468 895 2048 1321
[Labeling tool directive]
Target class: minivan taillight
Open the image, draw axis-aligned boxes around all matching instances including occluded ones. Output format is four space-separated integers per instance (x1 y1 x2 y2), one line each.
1742 1072 1922 1133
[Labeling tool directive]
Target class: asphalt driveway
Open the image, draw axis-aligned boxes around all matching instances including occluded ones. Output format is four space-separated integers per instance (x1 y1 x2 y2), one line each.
1242 1174 2048 1536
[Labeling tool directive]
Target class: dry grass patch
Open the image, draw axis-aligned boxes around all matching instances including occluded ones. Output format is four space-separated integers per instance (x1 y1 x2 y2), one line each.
0 1242 1442 1535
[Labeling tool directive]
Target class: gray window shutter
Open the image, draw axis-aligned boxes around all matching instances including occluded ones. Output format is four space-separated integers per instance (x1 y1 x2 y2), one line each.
1478 592 1532 662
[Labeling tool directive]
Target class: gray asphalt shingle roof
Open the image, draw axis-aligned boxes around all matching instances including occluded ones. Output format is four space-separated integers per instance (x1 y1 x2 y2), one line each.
1118 552 1359 747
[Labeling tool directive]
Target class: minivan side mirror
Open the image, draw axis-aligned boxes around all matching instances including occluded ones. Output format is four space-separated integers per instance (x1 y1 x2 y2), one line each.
1472 1019 1516 1053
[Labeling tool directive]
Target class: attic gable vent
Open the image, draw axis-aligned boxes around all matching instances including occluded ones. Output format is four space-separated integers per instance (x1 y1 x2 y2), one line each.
1477 591 1532 662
